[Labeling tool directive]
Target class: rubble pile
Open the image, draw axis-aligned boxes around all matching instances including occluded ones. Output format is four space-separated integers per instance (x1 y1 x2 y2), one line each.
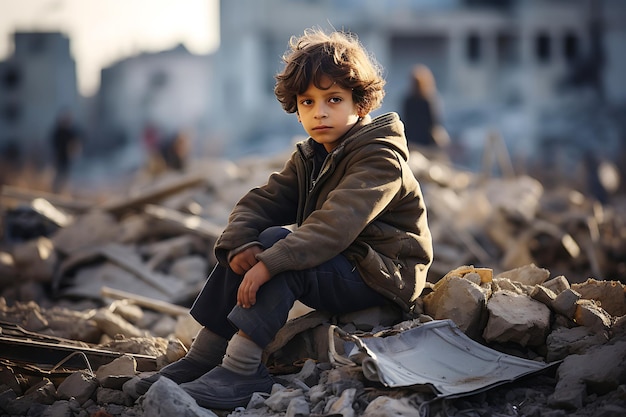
0 150 625 416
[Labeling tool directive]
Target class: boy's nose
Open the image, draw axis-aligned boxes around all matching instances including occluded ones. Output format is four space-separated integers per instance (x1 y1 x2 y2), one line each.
314 104 327 118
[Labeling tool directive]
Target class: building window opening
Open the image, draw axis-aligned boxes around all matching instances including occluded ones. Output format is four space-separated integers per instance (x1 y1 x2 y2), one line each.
3 66 21 90
467 33 481 63
564 32 579 62
496 33 518 65
535 32 551 63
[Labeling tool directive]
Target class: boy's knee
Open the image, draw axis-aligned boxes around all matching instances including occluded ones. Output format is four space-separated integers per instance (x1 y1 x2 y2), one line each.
258 226 291 248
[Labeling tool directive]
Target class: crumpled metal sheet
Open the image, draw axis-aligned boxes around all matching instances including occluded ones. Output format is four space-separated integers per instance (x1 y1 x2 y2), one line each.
336 319 558 399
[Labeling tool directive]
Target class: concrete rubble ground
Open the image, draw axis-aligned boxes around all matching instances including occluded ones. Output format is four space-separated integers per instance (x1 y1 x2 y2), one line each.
0 148 625 417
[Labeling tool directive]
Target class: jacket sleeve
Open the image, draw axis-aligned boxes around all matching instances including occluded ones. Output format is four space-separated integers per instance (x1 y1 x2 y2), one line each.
257 144 403 276
214 151 300 265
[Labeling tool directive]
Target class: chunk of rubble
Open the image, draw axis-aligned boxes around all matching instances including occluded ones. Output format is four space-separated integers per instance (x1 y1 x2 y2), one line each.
483 290 551 347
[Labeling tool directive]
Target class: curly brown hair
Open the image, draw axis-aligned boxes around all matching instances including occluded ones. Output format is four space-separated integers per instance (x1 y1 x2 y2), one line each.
274 28 385 116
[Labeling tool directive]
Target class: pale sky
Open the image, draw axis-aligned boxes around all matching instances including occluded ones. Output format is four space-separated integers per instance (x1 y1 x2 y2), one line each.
0 0 220 96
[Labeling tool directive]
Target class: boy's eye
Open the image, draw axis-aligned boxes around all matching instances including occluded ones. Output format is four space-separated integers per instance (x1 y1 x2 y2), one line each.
300 99 313 106
329 97 342 104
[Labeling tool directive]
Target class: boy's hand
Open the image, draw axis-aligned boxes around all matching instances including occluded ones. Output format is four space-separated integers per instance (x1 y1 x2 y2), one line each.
229 246 263 275
237 261 271 308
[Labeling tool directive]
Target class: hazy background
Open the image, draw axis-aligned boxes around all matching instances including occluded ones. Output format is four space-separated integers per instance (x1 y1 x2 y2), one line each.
0 0 220 96
0 0 624 202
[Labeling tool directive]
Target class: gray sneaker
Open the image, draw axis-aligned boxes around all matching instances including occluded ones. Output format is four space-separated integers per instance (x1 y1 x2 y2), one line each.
135 358 215 395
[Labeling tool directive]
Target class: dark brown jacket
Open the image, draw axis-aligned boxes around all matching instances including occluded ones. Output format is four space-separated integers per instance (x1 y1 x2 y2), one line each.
215 112 433 312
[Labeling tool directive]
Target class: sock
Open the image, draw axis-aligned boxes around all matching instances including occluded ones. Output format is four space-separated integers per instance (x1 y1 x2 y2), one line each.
221 333 263 376
135 327 228 395
182 327 229 368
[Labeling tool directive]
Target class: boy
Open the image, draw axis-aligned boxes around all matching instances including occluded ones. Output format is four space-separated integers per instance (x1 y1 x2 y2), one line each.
137 28 433 409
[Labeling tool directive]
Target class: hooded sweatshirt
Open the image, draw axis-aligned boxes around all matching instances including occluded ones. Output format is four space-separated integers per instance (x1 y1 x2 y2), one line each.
215 112 433 312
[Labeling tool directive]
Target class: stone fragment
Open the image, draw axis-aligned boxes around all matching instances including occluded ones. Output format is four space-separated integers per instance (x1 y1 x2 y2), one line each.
0 366 22 395
90 308 146 339
109 301 144 324
545 326 609 362
265 387 305 412
495 263 550 286
423 275 489 339
11 237 57 282
531 285 557 307
542 275 570 295
571 279 626 317
549 341 626 409
574 300 612 332
95 387 133 406
286 394 310 417
41 399 73 417
483 290 551 347
362 396 420 416
551 289 582 320
142 377 219 417
56 371 99 405
324 387 356 417
95 355 137 389
23 379 57 405
95 355 137 380
492 277 531 295
51 210 120 255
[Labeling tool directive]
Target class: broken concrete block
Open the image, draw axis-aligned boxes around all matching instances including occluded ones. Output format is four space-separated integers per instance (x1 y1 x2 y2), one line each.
545 326 609 362
551 288 582 320
11 237 57 282
51 210 120 255
574 300 612 332
495 263 550 286
423 275 489 340
56 371 99 405
264 387 305 412
483 290 551 347
142 377 219 417
542 275 570 295
491 277 531 295
286 394 310 417
549 341 626 409
0 365 22 395
109 301 144 325
95 355 137 384
363 396 422 417
324 387 357 416
95 387 134 406
571 279 626 317
90 308 147 339
531 285 558 307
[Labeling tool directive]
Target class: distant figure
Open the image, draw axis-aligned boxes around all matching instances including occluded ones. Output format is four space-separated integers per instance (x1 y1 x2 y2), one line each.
50 110 81 193
401 64 449 150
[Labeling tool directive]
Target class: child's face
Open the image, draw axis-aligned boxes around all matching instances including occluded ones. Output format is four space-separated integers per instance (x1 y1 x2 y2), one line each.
296 76 362 152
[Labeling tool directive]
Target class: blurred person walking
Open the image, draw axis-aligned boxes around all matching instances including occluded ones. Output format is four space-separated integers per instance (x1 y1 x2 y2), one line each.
401 64 449 153
50 109 81 194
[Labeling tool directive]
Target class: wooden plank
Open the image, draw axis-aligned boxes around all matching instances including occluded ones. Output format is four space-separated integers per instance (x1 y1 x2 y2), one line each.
101 286 190 316
143 204 223 240
99 173 206 215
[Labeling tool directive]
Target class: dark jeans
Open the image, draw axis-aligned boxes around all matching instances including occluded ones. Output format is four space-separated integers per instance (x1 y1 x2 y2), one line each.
190 226 388 348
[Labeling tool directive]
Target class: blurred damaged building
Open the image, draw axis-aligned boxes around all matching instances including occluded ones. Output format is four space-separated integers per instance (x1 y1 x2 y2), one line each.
0 0 625 183
214 0 626 172
0 32 80 169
